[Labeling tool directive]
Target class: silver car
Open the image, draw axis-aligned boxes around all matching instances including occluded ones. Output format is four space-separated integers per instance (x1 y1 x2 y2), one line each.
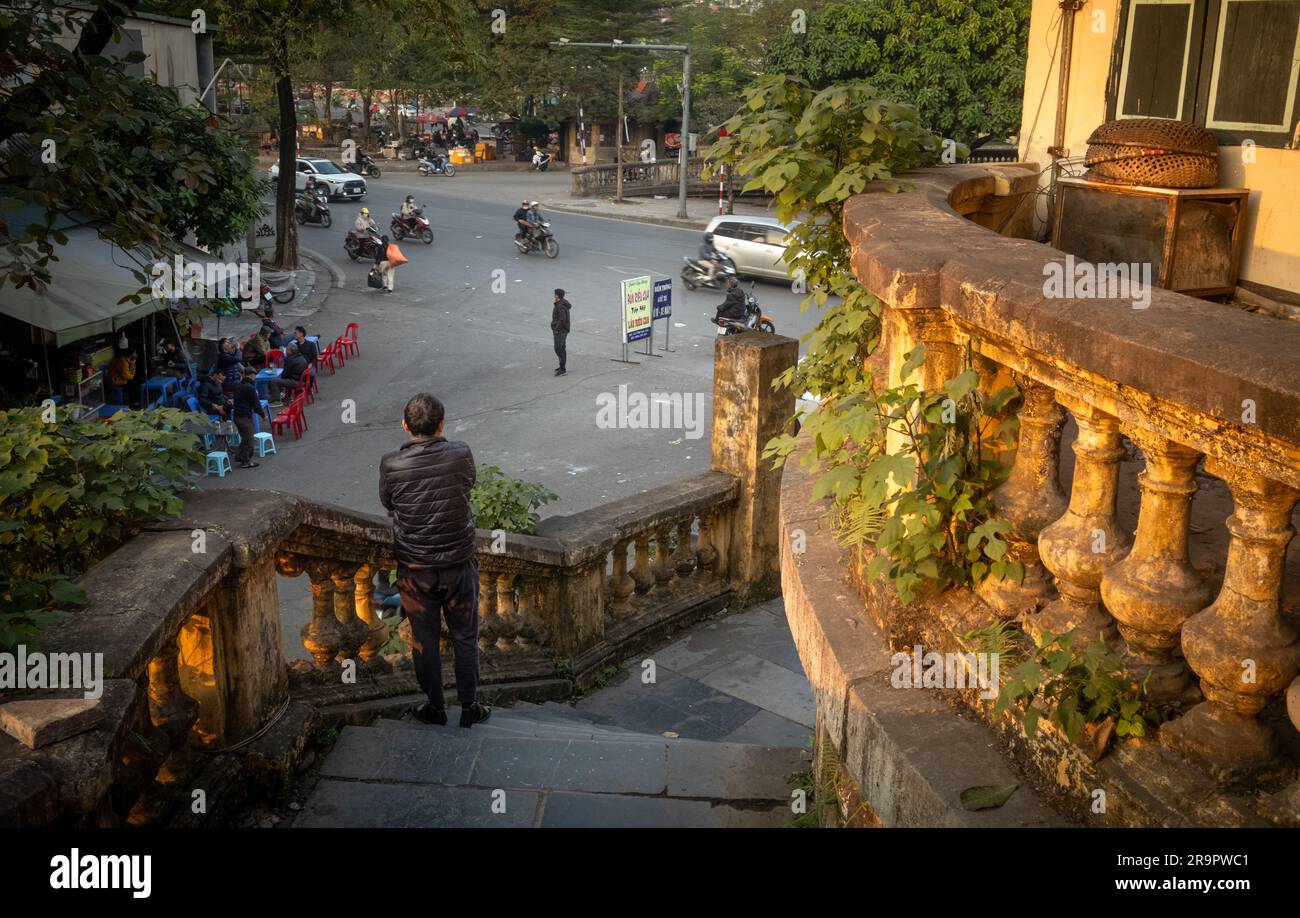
704 215 794 281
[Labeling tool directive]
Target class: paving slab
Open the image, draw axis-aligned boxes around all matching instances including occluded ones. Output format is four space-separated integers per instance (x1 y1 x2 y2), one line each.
318 725 481 785
469 737 668 795
697 652 816 728
572 667 762 741
538 792 790 828
295 780 538 828
666 743 809 801
721 709 814 749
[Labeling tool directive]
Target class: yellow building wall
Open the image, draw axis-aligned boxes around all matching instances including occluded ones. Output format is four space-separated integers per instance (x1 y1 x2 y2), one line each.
1018 0 1300 296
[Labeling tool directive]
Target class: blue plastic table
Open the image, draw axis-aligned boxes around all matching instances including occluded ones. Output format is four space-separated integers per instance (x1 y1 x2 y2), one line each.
142 376 178 404
254 367 282 398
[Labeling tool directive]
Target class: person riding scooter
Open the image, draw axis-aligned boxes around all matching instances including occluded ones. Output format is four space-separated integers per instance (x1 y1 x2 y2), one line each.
299 177 325 220
714 277 747 329
513 200 532 241
398 195 421 234
697 232 722 283
354 206 378 236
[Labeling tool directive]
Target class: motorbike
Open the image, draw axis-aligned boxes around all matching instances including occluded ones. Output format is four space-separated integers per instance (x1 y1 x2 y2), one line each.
357 152 381 178
294 190 331 228
530 149 551 172
715 284 776 336
391 207 433 245
418 154 456 177
514 220 559 258
680 255 736 290
344 229 384 261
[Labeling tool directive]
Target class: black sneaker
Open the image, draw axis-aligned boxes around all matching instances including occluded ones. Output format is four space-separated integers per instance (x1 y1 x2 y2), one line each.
413 703 448 726
555 369 566 377
459 702 492 728
238 461 260 469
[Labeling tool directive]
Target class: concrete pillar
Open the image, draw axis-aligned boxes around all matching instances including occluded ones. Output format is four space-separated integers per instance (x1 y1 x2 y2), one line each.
710 332 798 607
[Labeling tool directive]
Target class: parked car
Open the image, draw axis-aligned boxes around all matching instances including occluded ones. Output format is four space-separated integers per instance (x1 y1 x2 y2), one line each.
704 215 795 281
269 158 368 200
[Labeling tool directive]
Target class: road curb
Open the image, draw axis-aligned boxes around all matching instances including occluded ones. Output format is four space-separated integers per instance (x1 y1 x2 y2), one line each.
542 200 710 231
301 246 347 290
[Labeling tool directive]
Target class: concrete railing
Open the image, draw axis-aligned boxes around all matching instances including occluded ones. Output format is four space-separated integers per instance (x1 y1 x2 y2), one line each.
782 163 1300 825
0 333 796 826
570 157 748 198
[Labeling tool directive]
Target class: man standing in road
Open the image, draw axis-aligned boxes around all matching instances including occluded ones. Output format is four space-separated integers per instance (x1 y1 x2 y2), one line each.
551 288 571 376
379 393 492 728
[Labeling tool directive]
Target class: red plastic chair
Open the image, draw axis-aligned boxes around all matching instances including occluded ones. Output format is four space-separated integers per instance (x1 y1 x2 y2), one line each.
342 322 360 357
331 336 348 369
271 401 297 439
267 348 285 368
291 394 308 436
317 341 338 375
300 367 315 404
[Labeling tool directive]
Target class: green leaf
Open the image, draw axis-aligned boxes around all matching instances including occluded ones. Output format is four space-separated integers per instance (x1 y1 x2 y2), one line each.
959 784 1018 811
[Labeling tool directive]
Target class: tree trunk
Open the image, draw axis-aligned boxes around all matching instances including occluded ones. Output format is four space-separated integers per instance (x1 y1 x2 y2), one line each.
323 79 333 143
615 70 624 202
273 72 300 271
362 91 372 138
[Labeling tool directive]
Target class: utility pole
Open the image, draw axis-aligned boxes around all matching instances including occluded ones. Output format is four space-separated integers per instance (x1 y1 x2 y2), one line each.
551 41 691 219
616 69 624 202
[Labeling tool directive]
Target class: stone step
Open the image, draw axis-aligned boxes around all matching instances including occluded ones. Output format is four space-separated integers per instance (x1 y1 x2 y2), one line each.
374 713 675 744
316 724 809 802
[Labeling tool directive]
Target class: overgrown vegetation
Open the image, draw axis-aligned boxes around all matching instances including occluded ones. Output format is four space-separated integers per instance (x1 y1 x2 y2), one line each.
470 465 557 536
0 407 205 648
709 75 1017 603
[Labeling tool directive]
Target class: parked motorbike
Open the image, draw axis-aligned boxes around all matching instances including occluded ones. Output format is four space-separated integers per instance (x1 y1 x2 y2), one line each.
715 284 776 335
294 189 331 228
418 154 456 177
357 151 381 178
514 221 559 258
344 229 384 261
680 255 736 290
391 207 433 245
530 148 551 172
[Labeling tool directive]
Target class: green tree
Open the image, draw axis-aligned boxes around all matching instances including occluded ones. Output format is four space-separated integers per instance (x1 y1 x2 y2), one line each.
0 1 266 291
763 0 1032 146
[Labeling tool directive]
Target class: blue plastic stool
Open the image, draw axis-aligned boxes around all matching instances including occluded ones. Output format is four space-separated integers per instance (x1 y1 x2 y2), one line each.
253 431 276 457
205 451 232 477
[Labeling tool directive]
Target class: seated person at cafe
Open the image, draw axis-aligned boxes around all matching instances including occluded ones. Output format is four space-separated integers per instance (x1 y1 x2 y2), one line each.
268 340 309 406
293 326 318 366
244 326 272 369
153 339 189 378
213 337 244 393
106 347 137 405
261 306 287 348
197 369 231 418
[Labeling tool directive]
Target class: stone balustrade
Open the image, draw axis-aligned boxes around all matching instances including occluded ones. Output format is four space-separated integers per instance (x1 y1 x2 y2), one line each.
780 163 1300 826
0 331 795 826
569 157 738 198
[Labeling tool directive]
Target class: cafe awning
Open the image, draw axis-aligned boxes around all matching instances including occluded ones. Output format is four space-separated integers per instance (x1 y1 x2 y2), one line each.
0 226 225 346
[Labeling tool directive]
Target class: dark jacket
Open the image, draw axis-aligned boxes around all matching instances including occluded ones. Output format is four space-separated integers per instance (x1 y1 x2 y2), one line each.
215 347 243 378
715 286 746 322
283 352 309 383
197 377 228 414
379 437 477 568
551 297 571 334
296 337 318 366
232 380 267 420
262 319 287 349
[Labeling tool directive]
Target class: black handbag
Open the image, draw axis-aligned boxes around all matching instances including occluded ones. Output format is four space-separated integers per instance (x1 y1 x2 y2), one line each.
367 268 383 289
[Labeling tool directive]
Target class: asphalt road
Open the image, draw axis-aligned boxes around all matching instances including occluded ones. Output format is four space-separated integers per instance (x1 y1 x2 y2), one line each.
204 170 823 521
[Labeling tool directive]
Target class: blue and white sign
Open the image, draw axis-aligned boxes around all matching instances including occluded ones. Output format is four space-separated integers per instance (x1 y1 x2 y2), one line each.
652 278 672 320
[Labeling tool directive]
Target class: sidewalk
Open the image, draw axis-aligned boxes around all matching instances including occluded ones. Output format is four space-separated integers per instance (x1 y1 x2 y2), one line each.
193 250 333 345
543 193 775 230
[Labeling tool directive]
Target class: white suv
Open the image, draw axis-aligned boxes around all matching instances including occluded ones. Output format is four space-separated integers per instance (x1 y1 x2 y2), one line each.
705 215 794 281
269 158 368 200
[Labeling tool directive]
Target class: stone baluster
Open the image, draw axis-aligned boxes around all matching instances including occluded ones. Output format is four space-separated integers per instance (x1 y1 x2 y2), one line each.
608 539 636 619
477 567 497 652
653 525 675 589
1032 398 1130 644
147 635 199 747
514 578 542 649
1099 430 1211 704
299 558 348 671
331 562 367 662
632 532 655 593
495 573 517 652
977 376 1068 618
673 517 697 577
354 565 389 662
695 511 719 574
1161 463 1300 781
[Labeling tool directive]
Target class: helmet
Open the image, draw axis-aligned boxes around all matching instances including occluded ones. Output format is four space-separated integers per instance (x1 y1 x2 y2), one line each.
522 200 529 206
529 200 539 207
405 195 414 202
360 207 369 215
703 232 714 242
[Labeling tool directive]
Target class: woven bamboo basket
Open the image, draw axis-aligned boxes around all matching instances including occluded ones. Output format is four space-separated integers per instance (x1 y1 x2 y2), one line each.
1082 119 1218 188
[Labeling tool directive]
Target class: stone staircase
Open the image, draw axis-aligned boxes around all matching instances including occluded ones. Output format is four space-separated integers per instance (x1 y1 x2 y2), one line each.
293 601 814 828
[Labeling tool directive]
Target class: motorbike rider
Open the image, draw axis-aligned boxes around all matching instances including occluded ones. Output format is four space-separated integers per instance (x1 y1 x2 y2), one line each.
697 232 722 283
513 200 532 242
527 201 544 241
531 145 548 167
299 176 324 220
398 195 420 233
714 277 747 330
354 206 378 236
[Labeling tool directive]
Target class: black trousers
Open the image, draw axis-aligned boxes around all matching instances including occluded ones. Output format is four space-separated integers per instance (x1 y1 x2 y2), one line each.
397 558 480 707
234 415 255 463
553 331 567 371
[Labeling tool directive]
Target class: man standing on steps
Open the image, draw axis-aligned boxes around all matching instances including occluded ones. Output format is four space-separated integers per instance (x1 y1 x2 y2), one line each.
551 288 571 376
379 393 492 728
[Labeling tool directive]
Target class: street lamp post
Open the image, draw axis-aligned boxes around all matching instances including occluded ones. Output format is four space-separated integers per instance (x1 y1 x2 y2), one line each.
550 41 692 220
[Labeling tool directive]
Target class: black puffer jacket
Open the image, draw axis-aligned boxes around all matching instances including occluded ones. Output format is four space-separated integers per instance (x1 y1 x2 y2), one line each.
379 437 477 567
